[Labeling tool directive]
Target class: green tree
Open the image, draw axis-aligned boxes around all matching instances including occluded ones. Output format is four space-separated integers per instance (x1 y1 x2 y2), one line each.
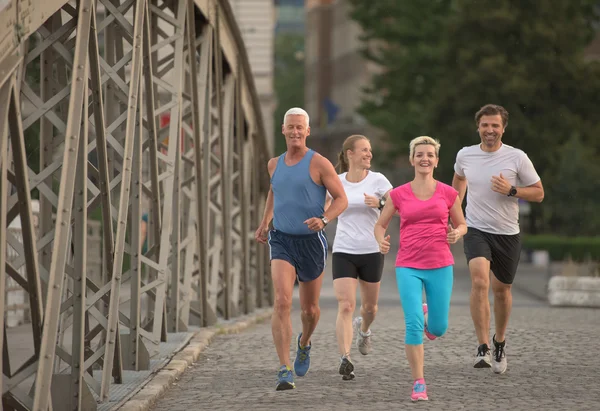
349 0 600 234
546 134 600 236
429 0 600 179
273 33 305 154
428 0 600 233
348 0 453 164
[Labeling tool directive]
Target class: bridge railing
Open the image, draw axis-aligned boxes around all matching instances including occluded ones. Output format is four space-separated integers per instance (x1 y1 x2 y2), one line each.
0 0 272 409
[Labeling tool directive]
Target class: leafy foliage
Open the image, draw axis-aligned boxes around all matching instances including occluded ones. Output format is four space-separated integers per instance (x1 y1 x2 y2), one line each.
348 0 453 164
273 33 305 154
545 134 600 236
349 0 600 234
522 234 600 262
428 0 600 182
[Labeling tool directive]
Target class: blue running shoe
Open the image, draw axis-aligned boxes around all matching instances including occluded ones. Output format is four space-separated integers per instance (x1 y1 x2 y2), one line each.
276 365 295 391
293 333 311 377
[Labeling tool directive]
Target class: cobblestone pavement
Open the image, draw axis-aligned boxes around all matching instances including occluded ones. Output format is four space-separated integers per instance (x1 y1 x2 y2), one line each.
151 251 600 411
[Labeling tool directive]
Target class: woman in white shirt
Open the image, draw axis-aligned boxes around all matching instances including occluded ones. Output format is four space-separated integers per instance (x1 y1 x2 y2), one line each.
326 134 393 380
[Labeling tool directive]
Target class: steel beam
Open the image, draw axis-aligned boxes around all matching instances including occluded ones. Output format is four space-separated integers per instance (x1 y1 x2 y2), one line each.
1 1 272 408
0 70 11 411
100 0 147 399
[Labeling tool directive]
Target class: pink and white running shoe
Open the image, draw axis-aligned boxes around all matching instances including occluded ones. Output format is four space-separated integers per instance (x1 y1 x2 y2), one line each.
411 378 428 401
423 303 437 341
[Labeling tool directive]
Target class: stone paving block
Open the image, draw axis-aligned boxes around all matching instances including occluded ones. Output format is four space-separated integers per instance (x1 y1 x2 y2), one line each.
132 251 598 411
114 308 273 410
150 304 600 411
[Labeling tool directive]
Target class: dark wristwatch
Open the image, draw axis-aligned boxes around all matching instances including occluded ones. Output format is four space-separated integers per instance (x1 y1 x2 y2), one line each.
319 215 329 226
507 186 517 197
378 198 386 210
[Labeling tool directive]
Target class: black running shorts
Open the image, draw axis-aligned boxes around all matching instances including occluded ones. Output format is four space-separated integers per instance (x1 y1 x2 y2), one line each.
332 252 384 283
463 227 521 284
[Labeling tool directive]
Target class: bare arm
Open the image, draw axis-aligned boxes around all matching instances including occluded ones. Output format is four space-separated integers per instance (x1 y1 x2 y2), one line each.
513 153 544 203
324 194 333 212
449 196 467 235
491 174 545 203
447 196 468 243
364 188 392 209
304 155 348 231
260 187 274 226
319 158 348 222
515 181 544 203
254 157 277 243
260 157 278 225
452 173 468 205
374 198 396 253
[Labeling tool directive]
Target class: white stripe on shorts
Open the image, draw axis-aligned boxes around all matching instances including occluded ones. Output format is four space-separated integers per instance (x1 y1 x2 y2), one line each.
267 231 272 260
317 230 327 268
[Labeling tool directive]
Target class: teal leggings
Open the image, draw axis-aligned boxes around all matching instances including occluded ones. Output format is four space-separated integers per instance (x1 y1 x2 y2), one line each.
395 266 453 345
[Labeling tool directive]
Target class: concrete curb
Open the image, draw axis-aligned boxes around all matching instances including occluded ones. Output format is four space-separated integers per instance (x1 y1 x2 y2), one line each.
548 275 600 307
114 308 273 411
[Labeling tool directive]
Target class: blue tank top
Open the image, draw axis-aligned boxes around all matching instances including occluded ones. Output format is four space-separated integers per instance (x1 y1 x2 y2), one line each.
272 149 326 235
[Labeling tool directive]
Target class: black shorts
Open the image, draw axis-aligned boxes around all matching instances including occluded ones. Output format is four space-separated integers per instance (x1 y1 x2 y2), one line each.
463 227 521 284
332 252 384 283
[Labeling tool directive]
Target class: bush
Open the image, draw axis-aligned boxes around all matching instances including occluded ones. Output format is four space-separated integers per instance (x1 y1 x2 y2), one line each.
522 235 600 262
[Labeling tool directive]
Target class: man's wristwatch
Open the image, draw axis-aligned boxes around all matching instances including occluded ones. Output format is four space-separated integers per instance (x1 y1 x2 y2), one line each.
378 198 386 210
507 186 517 197
319 215 329 226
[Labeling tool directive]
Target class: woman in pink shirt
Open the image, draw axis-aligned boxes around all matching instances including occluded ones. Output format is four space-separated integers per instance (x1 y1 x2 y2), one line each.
374 136 467 402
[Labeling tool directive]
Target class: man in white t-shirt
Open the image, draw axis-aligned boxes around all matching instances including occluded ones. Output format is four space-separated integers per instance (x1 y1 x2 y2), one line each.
452 104 544 375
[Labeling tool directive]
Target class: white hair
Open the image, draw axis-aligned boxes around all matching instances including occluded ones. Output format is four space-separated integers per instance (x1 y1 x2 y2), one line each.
283 107 310 126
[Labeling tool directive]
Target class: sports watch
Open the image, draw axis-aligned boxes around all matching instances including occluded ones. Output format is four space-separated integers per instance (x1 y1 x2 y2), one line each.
319 215 329 226
378 197 386 210
507 186 517 197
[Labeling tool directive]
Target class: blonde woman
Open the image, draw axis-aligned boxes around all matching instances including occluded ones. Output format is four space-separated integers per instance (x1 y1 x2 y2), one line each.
326 135 393 380
375 136 467 401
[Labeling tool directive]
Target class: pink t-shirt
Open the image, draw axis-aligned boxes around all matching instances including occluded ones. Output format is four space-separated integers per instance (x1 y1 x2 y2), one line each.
389 182 458 269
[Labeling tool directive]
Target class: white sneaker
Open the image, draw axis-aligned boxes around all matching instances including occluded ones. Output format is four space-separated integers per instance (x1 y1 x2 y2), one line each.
353 317 372 355
492 335 507 374
474 343 492 368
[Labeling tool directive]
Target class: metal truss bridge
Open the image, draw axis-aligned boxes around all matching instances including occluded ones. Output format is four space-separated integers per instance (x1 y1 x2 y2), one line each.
0 0 272 409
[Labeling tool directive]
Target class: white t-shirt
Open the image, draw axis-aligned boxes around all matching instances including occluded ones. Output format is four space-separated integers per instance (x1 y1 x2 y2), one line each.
332 171 393 254
454 143 540 235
